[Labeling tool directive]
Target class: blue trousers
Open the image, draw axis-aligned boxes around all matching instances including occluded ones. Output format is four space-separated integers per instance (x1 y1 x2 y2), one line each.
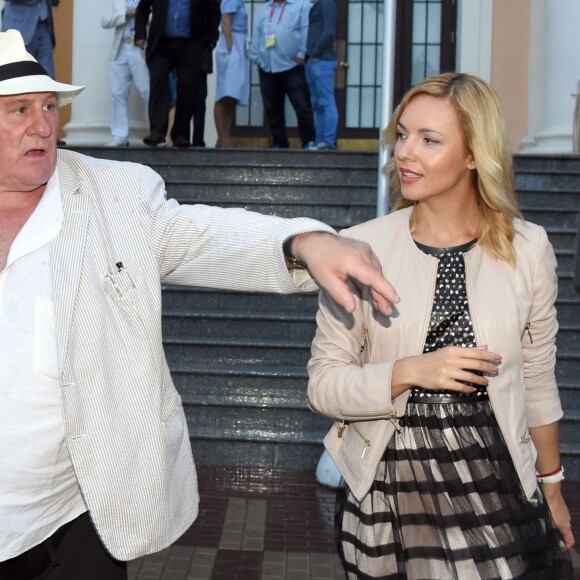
305 58 338 147
27 21 55 79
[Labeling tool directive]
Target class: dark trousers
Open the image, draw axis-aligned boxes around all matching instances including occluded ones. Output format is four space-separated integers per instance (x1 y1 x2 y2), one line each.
258 66 315 148
147 36 204 143
0 513 127 580
191 52 213 147
192 72 208 146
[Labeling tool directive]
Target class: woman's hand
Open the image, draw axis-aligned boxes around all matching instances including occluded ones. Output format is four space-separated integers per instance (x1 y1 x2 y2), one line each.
392 345 501 397
542 486 575 550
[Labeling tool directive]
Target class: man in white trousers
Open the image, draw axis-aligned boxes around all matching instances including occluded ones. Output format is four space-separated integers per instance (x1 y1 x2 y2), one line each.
101 0 150 147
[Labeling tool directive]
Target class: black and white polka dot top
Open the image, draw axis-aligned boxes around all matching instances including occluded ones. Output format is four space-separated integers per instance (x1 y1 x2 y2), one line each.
408 239 489 402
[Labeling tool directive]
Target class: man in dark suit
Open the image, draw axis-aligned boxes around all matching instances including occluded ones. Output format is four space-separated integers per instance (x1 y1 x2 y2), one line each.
1 0 59 78
134 0 220 148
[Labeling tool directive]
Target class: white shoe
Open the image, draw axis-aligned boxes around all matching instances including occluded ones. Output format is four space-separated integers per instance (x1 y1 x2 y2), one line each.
105 138 129 147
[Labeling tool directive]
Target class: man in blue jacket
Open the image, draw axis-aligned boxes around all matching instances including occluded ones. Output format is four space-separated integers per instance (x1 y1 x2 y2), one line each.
305 0 338 150
134 0 220 148
1 0 59 78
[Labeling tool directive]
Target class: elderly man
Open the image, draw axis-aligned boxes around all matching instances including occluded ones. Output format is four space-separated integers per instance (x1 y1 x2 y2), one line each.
0 29 397 580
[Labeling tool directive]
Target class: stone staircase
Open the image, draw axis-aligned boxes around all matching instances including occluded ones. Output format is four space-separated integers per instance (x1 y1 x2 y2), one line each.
73 147 580 477
514 155 580 478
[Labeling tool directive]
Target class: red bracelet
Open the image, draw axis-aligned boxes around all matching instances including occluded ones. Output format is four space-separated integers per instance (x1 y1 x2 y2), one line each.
536 465 562 478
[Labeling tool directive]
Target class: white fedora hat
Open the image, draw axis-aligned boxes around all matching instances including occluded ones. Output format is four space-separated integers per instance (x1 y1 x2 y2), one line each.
0 29 84 106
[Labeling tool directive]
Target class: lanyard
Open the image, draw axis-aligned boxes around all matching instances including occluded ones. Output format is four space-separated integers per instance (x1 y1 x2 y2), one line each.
267 0 287 27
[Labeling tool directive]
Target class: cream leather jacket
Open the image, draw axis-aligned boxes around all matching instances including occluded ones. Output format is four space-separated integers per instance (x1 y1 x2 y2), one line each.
308 207 562 502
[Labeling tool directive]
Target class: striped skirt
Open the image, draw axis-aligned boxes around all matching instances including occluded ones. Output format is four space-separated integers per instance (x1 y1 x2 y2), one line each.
336 400 566 579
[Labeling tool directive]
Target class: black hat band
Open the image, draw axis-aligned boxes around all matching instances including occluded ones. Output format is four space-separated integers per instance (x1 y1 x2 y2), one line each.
0 60 49 82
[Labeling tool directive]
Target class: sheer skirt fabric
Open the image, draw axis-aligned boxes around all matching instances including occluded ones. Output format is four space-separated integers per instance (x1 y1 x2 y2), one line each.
337 400 563 579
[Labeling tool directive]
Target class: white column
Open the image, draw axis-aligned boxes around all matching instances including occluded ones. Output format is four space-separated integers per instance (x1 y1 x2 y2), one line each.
456 0 493 81
64 0 147 145
520 0 580 153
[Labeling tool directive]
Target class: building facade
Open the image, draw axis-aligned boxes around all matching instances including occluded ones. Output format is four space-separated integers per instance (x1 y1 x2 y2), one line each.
1 0 579 153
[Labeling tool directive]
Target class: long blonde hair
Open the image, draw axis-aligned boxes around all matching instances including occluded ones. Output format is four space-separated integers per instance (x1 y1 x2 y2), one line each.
383 72 522 265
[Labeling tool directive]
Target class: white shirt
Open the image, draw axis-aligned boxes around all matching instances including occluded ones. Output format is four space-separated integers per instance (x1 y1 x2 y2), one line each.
0 172 86 561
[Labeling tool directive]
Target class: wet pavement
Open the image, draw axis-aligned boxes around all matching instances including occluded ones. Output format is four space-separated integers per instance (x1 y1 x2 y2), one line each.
128 467 580 580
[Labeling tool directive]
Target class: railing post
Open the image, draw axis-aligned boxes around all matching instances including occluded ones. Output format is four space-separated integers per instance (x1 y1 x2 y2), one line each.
376 0 397 217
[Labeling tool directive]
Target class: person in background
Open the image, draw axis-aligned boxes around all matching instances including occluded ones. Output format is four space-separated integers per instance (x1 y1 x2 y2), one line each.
213 0 250 148
308 72 574 578
305 0 337 151
0 28 399 580
1 0 67 146
101 0 150 148
1 0 58 78
250 0 316 150
134 0 220 148
191 51 214 147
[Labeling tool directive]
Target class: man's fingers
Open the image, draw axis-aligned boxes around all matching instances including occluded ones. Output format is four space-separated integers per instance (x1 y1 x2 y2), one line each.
370 289 393 317
291 232 399 315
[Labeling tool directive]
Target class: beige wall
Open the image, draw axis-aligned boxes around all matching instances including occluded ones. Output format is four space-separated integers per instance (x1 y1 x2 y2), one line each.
490 0 530 152
53 0 74 137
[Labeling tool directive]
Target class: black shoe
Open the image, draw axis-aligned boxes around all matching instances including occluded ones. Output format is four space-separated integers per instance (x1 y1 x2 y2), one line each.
172 136 191 148
143 133 168 147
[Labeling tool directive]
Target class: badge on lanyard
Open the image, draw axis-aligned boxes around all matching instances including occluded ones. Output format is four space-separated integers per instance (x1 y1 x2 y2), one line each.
265 1 285 50
266 34 276 48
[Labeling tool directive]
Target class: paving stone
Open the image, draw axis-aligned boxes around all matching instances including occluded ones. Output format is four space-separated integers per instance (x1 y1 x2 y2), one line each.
122 467 580 579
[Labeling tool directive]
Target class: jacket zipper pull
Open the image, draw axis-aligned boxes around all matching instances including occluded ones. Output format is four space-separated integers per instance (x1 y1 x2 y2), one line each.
388 411 402 432
361 439 371 460
337 423 346 438
359 325 369 353
526 323 533 344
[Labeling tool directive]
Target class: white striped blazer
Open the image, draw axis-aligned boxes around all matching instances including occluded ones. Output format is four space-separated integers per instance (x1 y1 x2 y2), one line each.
51 150 331 560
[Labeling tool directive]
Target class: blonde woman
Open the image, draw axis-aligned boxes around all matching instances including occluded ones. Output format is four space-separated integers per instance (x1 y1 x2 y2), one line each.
308 72 574 578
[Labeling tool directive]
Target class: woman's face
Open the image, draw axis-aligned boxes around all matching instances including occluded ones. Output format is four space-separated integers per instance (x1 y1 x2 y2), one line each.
394 94 476 205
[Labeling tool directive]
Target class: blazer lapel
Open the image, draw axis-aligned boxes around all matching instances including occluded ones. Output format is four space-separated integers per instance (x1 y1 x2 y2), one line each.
50 158 88 374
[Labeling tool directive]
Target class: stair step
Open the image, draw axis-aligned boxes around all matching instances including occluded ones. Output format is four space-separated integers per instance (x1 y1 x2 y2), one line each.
556 353 580 382
556 325 580 354
188 426 327 469
519 208 578 229
514 154 580 172
162 286 319 313
559 444 580 480
516 172 580 192
559 384 580 412
170 362 307 398
75 145 379 168
541 230 578 252
516 190 580 210
558 275 579 299
556 298 580 322
163 336 311 366
160 165 378 185
163 310 316 341
183 397 322 431
167 182 376 205
560 411 580 442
